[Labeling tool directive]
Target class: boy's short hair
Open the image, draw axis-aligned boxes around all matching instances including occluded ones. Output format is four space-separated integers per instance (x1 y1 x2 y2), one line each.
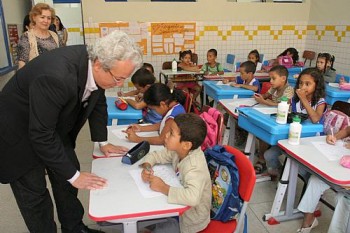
269 65 289 80
240 61 256 74
143 62 154 74
208 48 217 57
131 67 156 87
174 113 207 150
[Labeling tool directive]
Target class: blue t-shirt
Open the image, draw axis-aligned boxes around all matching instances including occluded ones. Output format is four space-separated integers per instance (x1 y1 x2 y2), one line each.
159 104 185 133
143 108 162 124
236 76 260 93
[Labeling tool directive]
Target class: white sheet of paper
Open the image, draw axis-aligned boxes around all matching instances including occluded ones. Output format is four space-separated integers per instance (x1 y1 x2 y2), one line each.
216 81 231 85
111 128 158 140
311 141 350 161
328 83 339 88
129 164 182 198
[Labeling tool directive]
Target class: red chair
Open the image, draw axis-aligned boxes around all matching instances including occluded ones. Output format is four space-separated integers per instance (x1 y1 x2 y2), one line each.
199 145 256 233
260 82 271 94
182 90 193 113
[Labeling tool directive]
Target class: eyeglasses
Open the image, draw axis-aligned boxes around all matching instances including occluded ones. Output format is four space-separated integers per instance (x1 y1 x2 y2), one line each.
108 70 122 84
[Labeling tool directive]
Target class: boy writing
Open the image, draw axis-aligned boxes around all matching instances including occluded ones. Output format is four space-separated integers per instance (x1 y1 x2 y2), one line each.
140 113 211 233
118 67 162 124
253 65 294 175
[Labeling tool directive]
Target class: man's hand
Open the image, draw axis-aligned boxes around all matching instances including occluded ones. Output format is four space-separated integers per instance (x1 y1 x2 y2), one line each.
72 172 107 190
100 143 128 157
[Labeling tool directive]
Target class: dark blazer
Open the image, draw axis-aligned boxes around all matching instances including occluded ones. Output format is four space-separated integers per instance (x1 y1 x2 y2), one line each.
0 45 108 183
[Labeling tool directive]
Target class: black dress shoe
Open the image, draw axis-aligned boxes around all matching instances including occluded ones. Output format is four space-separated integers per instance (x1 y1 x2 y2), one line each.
80 226 105 233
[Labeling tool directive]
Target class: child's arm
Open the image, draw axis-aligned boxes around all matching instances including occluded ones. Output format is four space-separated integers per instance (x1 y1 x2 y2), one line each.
179 63 201 72
232 83 259 92
126 119 171 145
295 89 326 123
254 93 276 106
222 77 236 84
125 99 147 110
118 89 139 97
326 126 350 144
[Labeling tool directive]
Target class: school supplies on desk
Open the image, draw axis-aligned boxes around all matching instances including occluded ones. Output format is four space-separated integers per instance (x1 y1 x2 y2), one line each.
122 141 150 165
115 97 128 110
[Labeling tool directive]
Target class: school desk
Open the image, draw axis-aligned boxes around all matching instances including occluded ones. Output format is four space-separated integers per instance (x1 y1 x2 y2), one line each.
92 124 163 159
264 136 350 226
89 157 189 233
159 69 204 83
202 80 255 107
325 83 350 105
106 97 142 126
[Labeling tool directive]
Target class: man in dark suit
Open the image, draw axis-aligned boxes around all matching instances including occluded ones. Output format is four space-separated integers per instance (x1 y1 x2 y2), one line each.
0 31 142 233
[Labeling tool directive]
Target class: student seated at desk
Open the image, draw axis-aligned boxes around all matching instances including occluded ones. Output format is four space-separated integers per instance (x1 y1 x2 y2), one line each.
316 53 336 83
201 48 224 76
297 126 350 233
175 50 202 104
264 68 326 177
118 67 162 124
253 65 294 175
125 83 186 145
228 61 260 93
248 49 262 72
140 113 211 233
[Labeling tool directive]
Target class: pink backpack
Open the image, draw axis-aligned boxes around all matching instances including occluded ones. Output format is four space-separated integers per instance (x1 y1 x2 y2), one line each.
200 108 221 151
323 110 350 135
278 55 294 68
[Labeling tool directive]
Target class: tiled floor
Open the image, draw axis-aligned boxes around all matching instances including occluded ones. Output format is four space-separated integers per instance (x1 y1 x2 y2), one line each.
0 82 334 233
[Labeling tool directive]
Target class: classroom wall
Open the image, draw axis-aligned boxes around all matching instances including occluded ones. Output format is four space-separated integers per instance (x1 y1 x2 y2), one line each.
82 0 315 90
305 0 350 75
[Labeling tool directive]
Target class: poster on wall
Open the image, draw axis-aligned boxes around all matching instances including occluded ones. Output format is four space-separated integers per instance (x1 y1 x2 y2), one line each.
7 24 19 66
151 22 196 55
99 22 148 55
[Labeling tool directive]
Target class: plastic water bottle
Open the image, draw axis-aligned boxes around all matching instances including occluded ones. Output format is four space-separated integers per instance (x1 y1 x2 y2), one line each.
172 58 177 72
276 96 289 124
288 115 302 145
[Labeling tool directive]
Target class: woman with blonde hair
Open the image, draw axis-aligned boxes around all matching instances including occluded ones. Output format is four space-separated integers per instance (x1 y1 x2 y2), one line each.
17 3 61 69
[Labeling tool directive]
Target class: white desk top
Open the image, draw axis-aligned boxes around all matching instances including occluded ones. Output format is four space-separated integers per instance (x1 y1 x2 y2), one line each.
278 136 350 186
89 157 189 222
219 98 276 118
93 125 163 158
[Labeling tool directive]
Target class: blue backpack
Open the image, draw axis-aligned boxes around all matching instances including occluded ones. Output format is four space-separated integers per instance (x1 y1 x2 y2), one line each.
204 145 243 222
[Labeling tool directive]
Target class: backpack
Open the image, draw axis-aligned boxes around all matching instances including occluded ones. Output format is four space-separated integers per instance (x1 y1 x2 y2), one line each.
323 110 350 135
200 108 221 151
204 145 243 222
278 55 294 68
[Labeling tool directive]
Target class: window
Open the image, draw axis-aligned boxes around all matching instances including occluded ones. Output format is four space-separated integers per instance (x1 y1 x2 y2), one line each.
0 0 11 74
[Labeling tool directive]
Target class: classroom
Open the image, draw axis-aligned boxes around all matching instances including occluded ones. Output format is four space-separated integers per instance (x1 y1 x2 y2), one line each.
0 0 349 233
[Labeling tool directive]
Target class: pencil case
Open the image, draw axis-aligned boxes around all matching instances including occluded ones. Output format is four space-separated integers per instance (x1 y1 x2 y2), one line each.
340 155 350 169
122 141 150 165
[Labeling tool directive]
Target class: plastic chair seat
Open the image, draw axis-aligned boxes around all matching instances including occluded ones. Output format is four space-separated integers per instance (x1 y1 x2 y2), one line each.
198 219 237 233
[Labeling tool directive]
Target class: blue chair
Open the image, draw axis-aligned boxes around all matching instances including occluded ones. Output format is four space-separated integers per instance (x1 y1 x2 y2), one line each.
224 54 235 72
335 74 350 83
259 53 264 63
235 61 241 71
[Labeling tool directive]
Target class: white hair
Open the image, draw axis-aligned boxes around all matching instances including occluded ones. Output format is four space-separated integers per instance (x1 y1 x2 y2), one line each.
88 30 143 71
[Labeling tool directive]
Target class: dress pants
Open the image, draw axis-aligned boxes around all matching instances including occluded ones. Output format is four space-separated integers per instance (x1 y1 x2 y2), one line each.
10 147 85 233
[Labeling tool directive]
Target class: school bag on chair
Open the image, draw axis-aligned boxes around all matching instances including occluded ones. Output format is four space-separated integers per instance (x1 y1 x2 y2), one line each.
278 55 294 68
199 107 222 151
204 145 243 222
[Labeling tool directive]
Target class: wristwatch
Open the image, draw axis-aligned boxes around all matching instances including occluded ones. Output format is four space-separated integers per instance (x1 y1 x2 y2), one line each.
98 141 109 147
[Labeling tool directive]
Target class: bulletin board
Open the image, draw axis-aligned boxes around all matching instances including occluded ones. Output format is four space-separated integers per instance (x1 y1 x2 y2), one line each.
99 22 148 55
151 22 196 55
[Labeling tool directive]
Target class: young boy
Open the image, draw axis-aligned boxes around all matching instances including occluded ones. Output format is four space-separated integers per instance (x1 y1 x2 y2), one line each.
232 60 260 93
118 67 162 124
254 65 294 176
140 113 211 233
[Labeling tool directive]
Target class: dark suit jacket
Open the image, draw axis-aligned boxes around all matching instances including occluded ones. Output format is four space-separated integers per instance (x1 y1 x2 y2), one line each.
0 45 108 183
